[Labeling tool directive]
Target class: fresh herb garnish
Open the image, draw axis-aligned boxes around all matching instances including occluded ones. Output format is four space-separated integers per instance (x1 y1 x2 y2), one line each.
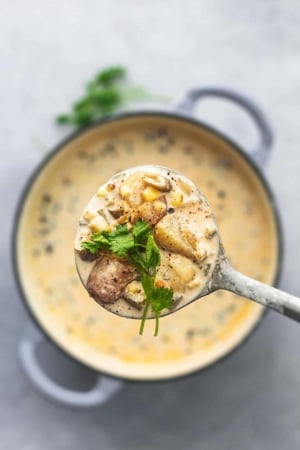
56 65 169 128
82 221 174 335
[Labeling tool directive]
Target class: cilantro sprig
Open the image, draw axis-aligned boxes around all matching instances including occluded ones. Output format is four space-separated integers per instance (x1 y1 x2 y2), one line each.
56 65 169 128
82 221 174 335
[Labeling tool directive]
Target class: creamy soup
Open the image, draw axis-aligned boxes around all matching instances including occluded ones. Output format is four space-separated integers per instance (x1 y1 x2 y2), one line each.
16 116 279 380
75 166 220 324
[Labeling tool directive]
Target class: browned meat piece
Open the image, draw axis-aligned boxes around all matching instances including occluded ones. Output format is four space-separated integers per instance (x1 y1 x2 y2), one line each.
76 248 101 262
87 255 137 304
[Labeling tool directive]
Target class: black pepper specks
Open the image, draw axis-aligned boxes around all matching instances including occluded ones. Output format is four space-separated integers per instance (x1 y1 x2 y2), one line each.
42 193 51 203
45 243 54 254
158 145 169 154
217 190 226 198
62 176 71 187
157 127 167 137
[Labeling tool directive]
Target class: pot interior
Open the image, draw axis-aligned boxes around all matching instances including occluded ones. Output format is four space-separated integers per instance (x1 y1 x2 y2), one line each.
15 114 280 380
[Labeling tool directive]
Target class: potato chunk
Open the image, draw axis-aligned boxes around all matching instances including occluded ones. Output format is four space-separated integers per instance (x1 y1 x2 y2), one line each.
154 214 195 260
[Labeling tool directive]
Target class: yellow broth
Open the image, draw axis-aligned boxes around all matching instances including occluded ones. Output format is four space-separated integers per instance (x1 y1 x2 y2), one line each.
16 116 279 380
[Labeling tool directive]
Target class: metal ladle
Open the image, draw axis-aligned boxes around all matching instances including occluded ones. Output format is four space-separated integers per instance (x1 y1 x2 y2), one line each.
77 165 300 323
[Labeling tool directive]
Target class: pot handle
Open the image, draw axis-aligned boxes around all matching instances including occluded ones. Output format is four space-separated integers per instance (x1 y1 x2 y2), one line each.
19 324 123 408
176 87 273 168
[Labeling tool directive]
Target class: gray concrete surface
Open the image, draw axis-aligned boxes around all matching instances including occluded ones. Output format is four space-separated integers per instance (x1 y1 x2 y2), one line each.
1 1 300 449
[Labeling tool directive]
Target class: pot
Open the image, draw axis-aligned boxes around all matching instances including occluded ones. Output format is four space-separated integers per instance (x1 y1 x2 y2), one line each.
13 87 282 408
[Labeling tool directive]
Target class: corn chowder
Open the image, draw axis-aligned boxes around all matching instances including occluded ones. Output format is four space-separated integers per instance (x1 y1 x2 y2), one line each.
16 116 278 379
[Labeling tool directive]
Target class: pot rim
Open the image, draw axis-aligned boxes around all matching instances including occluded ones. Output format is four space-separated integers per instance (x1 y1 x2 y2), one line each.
12 110 284 382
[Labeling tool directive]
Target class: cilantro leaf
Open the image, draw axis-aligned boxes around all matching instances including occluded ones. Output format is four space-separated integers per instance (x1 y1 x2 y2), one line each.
151 286 174 313
91 232 110 247
81 220 174 335
145 234 160 271
81 241 100 254
56 65 171 129
132 220 151 244
129 249 149 273
95 66 126 86
108 225 135 256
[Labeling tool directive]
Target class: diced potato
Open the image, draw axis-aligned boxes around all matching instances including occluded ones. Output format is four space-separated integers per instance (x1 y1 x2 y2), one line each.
119 184 131 198
154 215 195 260
135 201 166 226
187 275 202 289
168 254 195 283
119 174 145 207
196 247 208 262
142 186 162 202
88 216 109 232
124 281 146 309
182 226 197 250
153 198 167 214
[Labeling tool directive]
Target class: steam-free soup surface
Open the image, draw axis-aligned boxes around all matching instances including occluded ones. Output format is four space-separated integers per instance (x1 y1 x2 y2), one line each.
17 116 278 380
75 166 220 320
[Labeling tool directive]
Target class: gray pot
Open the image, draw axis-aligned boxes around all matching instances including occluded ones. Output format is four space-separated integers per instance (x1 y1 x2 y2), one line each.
13 87 282 408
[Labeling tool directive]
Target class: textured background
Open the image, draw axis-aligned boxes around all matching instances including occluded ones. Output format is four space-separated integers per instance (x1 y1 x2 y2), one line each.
1 1 300 449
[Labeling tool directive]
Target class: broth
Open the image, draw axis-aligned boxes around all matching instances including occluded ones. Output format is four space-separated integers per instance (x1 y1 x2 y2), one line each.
16 116 279 380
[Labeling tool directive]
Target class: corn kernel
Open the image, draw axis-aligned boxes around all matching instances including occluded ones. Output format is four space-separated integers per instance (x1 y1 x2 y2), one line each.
96 186 107 197
170 191 183 207
204 226 216 239
83 210 97 222
142 186 162 202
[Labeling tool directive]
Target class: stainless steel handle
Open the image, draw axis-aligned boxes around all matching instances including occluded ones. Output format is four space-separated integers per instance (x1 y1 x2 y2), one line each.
176 87 273 168
19 323 123 408
216 260 300 322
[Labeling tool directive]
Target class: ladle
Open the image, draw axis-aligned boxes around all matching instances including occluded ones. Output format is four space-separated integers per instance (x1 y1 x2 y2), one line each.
75 165 300 324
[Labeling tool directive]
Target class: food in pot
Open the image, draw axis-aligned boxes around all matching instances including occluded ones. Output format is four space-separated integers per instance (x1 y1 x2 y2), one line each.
16 116 279 380
75 166 220 335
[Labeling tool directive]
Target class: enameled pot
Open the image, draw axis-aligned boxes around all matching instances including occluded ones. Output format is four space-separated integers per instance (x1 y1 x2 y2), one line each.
13 87 282 408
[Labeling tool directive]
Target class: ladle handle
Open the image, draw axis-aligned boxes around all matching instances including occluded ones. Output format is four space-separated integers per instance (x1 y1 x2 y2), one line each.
217 262 300 322
176 87 273 168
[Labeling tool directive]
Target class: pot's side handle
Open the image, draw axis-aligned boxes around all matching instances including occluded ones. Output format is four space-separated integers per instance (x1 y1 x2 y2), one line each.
19 324 123 408
176 87 273 168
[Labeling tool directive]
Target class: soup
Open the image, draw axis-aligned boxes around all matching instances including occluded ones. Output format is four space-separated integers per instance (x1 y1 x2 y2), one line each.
75 166 220 325
16 116 279 380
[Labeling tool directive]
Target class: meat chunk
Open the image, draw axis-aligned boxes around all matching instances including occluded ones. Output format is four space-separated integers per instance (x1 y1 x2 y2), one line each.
76 248 101 262
87 255 137 304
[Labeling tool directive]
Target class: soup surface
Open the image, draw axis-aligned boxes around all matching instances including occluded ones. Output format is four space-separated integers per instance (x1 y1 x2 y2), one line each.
17 115 279 380
75 166 220 322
